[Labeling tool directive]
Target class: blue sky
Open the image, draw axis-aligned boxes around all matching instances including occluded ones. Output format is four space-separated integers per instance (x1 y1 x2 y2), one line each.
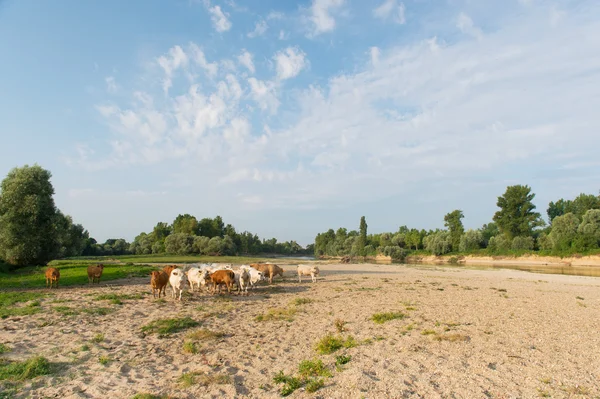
1 0 599 246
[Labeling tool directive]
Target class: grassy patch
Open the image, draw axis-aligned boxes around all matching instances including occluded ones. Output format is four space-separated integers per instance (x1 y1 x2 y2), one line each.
0 344 10 354
183 341 200 354
255 307 297 322
186 329 225 341
298 359 332 379
98 356 111 366
0 292 48 319
334 319 347 333
0 356 52 381
421 329 436 336
178 371 231 388
371 311 406 324
91 333 105 343
141 317 199 337
335 354 352 367
315 334 357 355
81 344 90 352
292 297 313 306
131 394 169 399
273 371 303 397
305 378 325 393
433 333 470 342
94 293 143 305
53 306 79 316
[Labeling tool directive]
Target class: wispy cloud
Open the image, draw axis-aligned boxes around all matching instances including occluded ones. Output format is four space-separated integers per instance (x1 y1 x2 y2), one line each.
247 19 267 38
273 47 308 80
205 2 232 32
456 12 482 40
306 0 345 37
237 49 255 73
373 0 406 24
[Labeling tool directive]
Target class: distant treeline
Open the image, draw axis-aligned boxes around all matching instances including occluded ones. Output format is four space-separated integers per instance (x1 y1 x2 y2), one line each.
314 185 600 261
0 165 311 268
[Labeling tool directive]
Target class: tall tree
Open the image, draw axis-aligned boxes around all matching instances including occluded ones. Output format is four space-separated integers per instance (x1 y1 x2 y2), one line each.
358 216 368 255
172 214 199 235
444 210 465 251
0 165 60 266
493 185 543 239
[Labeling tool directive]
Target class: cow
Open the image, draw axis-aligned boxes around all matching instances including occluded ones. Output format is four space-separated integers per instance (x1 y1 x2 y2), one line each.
45 267 60 289
234 268 251 296
150 271 169 298
169 269 187 301
250 263 284 284
297 264 320 283
209 269 235 294
87 264 105 284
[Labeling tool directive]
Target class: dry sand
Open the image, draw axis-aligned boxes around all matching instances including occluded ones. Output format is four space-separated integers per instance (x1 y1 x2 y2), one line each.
2 263 600 399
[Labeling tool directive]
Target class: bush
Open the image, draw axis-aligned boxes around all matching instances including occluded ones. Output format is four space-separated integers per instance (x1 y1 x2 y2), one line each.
487 235 511 253
459 230 483 252
511 236 534 251
423 231 452 255
382 246 407 262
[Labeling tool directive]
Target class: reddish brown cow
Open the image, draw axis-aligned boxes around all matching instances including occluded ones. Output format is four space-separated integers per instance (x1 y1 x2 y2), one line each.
45 267 60 289
250 263 284 284
150 271 169 298
87 264 105 284
163 265 178 276
210 269 235 294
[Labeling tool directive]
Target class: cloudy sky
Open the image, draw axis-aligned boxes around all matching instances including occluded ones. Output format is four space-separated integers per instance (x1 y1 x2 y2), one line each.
0 0 599 245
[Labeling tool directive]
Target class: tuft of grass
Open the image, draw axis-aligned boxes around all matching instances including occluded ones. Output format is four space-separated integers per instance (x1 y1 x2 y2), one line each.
95 293 144 305
183 341 200 354
131 394 169 399
537 388 551 397
141 317 199 338
305 378 325 393
433 333 470 342
179 371 231 388
540 377 552 385
315 334 357 355
421 329 436 336
53 306 79 316
576 296 584 300
0 344 10 354
255 307 297 322
298 359 332 379
98 356 111 366
186 328 225 341
371 311 406 324
27 300 41 308
0 291 48 318
92 333 105 343
82 307 115 316
0 356 52 381
80 344 90 352
273 371 302 397
334 319 347 333
292 297 313 306
335 354 352 366
577 301 587 308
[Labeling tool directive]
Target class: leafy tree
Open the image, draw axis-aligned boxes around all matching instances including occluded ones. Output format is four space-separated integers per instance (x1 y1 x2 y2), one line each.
172 214 199 236
480 222 499 246
547 193 600 223
153 222 171 241
0 165 60 266
459 229 483 252
192 236 210 254
487 235 511 253
548 213 580 251
547 199 570 224
423 231 452 255
206 236 223 254
358 216 368 255
444 210 465 251
164 233 193 255
405 229 421 250
511 236 534 251
493 185 543 239
577 209 600 249
130 232 154 255
54 211 89 258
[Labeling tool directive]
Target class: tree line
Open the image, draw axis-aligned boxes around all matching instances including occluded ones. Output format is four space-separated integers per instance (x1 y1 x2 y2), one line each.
314 185 600 260
0 165 311 268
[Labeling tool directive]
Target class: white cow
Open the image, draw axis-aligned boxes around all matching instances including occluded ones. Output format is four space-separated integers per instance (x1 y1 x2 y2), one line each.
169 269 188 301
234 268 251 296
240 265 265 290
297 264 320 283
187 267 210 293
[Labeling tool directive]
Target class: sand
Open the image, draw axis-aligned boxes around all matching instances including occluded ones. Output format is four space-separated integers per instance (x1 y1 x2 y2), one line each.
1 263 600 399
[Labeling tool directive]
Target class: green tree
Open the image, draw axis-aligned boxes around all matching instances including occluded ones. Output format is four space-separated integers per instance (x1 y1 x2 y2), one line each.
172 214 199 235
0 165 60 266
153 222 171 241
444 210 464 251
576 209 600 249
423 231 452 255
459 229 483 252
54 211 89 258
548 213 580 251
480 222 499 246
358 216 368 255
493 185 543 239
165 233 193 255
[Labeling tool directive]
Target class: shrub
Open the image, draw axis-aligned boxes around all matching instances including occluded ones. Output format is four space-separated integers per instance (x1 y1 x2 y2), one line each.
459 229 483 252
371 311 406 324
511 236 534 251
423 231 452 255
487 235 511 253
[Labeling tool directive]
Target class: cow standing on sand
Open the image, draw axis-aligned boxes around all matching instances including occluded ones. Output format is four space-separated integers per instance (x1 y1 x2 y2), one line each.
250 263 284 284
297 264 320 283
45 267 60 289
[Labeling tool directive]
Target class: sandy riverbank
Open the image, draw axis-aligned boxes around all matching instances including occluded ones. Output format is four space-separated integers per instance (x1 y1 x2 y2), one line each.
1 263 599 398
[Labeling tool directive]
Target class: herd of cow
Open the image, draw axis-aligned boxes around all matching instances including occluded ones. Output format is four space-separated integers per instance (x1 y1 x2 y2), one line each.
43 262 321 301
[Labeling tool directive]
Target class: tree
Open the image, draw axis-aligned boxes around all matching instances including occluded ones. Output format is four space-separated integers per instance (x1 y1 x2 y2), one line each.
165 233 193 255
493 185 543 239
0 165 60 266
153 222 171 241
172 214 199 236
423 231 452 255
480 222 499 247
548 213 580 251
444 210 464 251
577 209 600 249
459 229 483 252
358 216 368 255
54 211 89 258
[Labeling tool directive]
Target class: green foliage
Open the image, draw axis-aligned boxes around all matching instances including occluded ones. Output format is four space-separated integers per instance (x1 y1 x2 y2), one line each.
131 394 168 399
141 317 199 337
459 229 483 252
371 311 406 324
305 378 325 393
577 209 600 249
548 213 580 251
335 354 352 366
298 359 332 378
164 233 194 255
423 231 452 255
273 371 302 396
548 194 600 223
358 216 368 255
493 185 543 239
0 356 52 381
172 214 199 235
315 334 356 354
511 236 534 251
444 210 465 251
382 246 407 262
487 235 511 253
0 344 10 354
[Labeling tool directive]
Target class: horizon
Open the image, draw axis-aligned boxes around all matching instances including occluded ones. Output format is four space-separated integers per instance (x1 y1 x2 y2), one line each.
1 0 599 246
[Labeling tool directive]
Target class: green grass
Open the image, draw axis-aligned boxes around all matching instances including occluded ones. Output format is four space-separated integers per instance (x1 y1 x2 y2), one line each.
315 334 357 355
298 359 332 379
255 307 298 322
335 354 352 366
98 356 111 366
186 329 225 341
371 311 406 324
82 307 115 316
53 306 79 316
305 378 325 393
0 356 52 381
91 333 105 343
178 371 231 388
131 394 169 399
292 298 314 306
183 341 200 354
94 293 144 305
141 317 199 338
0 292 48 319
0 344 10 354
421 329 437 336
0 263 158 289
273 371 303 397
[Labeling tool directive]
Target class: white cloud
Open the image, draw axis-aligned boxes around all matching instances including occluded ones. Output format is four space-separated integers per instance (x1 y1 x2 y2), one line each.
237 50 255 73
373 0 406 24
189 44 218 77
370 46 380 65
267 11 284 20
105 76 118 93
247 77 279 113
273 47 308 80
157 45 189 93
307 0 345 37
207 4 232 32
278 30 288 40
247 19 267 38
457 12 483 40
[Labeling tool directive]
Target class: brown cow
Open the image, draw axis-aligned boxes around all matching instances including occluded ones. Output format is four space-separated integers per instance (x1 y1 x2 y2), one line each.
163 265 178 276
210 269 235 294
45 267 60 289
250 263 284 284
87 264 105 284
150 271 169 298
